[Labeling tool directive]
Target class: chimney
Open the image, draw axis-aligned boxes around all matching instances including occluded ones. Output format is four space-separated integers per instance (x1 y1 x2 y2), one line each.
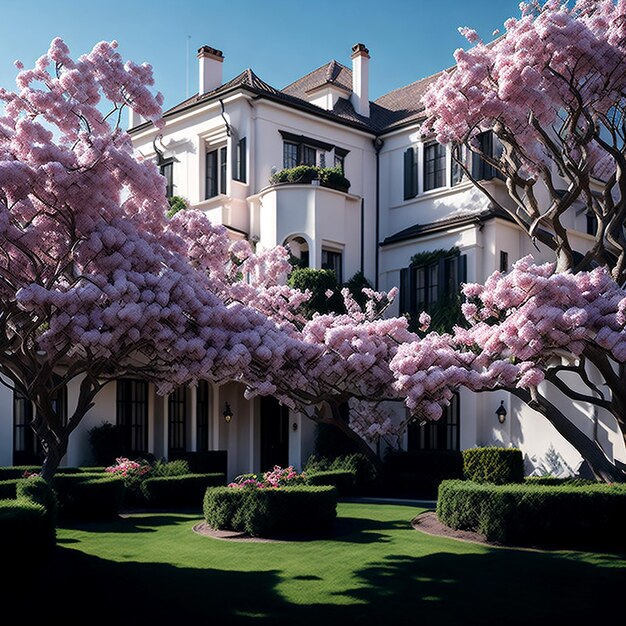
197 45 224 95
128 107 145 129
351 43 370 118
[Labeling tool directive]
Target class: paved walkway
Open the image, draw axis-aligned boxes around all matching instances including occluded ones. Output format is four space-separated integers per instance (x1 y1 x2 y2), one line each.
340 496 437 508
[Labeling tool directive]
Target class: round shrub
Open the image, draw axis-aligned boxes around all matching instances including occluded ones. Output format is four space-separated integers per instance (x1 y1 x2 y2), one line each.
462 447 524 484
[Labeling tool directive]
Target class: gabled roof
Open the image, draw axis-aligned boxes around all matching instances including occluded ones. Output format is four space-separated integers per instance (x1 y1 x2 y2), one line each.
133 59 448 136
282 60 352 97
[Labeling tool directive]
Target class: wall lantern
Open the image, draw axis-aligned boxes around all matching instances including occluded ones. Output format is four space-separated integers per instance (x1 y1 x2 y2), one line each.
223 402 233 423
496 400 507 424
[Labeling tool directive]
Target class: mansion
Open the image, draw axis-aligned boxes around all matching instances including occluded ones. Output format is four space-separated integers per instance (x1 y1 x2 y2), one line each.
1 42 624 480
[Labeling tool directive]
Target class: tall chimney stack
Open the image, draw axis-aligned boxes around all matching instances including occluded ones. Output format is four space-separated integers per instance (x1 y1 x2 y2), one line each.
351 43 370 118
198 45 224 95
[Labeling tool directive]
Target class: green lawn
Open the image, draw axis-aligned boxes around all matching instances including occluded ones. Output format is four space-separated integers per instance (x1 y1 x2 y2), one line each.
19 502 626 624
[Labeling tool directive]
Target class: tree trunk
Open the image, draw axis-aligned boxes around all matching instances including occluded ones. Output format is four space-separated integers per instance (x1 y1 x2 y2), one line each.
309 401 384 475
511 388 626 483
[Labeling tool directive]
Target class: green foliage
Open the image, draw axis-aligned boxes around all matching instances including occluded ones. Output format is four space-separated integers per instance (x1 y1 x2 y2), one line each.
140 473 225 509
270 165 350 193
343 270 373 309
52 474 125 522
88 422 126 466
0 477 57 567
383 449 464 498
410 247 459 268
437 479 626 550
306 470 356 496
166 195 189 218
288 268 343 316
0 466 42 480
203 485 337 537
0 478 20 499
462 447 524 484
305 453 377 493
151 459 191 477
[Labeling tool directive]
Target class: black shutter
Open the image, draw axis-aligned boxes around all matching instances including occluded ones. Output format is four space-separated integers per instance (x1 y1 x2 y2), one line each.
404 148 417 199
399 267 410 314
459 254 467 284
239 137 247 182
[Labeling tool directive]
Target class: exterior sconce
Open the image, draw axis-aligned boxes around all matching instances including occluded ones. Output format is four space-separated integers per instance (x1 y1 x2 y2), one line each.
292 422 298 431
223 402 233 423
496 400 507 424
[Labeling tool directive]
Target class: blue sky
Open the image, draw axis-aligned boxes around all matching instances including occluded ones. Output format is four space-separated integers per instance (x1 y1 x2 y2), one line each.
0 0 523 114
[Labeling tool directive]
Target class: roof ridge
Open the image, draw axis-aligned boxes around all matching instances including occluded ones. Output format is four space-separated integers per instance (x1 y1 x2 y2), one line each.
375 65 453 103
281 59 350 92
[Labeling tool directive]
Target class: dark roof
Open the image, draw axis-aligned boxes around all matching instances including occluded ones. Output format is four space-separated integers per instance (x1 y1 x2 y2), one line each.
132 60 450 136
282 60 352 98
380 206 511 246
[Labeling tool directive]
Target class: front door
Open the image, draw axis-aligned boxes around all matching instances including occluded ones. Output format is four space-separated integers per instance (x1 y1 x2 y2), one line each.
260 396 289 472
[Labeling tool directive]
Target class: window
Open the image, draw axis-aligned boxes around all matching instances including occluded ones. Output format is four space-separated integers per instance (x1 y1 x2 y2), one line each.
205 146 227 199
335 147 348 174
471 131 503 181
168 387 187 453
159 160 174 198
117 379 148 456
279 131 334 169
283 142 299 169
500 251 509 273
322 248 343 283
586 211 597 236
234 137 247 183
399 252 467 327
423 142 446 191
196 380 209 452
451 145 467 187
403 147 418 199
13 379 67 464
407 393 460 451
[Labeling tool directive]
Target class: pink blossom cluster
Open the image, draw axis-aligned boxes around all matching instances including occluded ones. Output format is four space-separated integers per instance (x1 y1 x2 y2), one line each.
105 457 152 478
421 0 626 179
391 255 626 423
227 466 306 489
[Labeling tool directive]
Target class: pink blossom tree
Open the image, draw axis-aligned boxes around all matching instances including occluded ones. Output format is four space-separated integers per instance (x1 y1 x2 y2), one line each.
0 38 414 479
0 39 339 480
391 257 626 481
414 0 626 481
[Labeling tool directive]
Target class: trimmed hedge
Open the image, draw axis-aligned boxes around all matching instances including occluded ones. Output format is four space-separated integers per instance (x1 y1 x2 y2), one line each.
437 479 626 551
306 470 356 496
305 453 377 494
53 473 125 521
140 473 225 509
462 447 524 484
0 477 57 566
0 479 20 499
204 485 337 537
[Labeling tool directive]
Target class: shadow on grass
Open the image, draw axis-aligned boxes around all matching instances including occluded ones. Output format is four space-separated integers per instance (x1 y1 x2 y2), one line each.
15 535 626 625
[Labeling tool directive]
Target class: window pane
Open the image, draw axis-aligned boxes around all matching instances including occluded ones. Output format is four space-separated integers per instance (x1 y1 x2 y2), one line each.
236 137 247 182
117 379 148 455
321 249 342 283
302 145 316 166
160 162 173 198
429 263 439 304
168 387 187 452
283 142 298 169
219 146 227 195
424 143 446 191
206 150 218 199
